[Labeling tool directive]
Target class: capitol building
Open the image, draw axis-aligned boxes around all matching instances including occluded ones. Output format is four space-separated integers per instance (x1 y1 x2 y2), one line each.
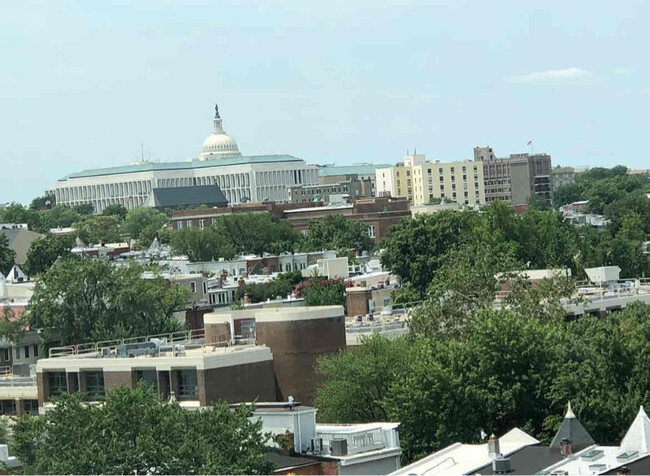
53 105 319 213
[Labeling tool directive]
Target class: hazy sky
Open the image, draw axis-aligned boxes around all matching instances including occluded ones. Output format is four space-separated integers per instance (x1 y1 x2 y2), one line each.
1 0 649 204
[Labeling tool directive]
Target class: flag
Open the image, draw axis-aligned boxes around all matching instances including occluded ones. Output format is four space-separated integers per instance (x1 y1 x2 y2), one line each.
526 140 532 146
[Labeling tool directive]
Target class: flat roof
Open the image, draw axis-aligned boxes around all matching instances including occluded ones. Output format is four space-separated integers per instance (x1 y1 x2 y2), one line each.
59 155 304 180
318 164 391 176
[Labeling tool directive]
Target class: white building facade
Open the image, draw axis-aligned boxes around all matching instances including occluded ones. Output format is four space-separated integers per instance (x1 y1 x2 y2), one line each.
54 105 318 213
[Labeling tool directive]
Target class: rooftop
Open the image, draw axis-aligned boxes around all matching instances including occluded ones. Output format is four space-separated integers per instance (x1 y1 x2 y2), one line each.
318 164 391 176
59 155 304 180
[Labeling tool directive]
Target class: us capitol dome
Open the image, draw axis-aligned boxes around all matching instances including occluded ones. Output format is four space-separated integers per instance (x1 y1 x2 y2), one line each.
198 103 242 159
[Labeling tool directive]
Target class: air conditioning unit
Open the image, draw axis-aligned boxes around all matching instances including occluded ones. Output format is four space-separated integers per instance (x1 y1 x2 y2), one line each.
330 438 348 456
492 457 511 474
311 437 323 455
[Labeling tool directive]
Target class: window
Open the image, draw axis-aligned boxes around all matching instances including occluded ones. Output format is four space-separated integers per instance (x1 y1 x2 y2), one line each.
0 401 16 416
177 370 198 400
24 346 29 359
462 166 466 172
24 400 39 414
406 171 410 176
49 372 67 396
368 225 376 238
85 371 105 400
1 349 8 361
134 370 158 392
211 217 217 225
177 221 183 230
33 345 39 357
199 219 205 230
190 281 197 293
186 220 192 228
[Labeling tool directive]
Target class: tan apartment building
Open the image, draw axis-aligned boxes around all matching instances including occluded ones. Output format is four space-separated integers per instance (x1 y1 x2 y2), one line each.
375 154 485 207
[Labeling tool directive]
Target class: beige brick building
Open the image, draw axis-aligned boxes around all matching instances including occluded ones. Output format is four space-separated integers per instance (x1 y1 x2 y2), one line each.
375 154 485 207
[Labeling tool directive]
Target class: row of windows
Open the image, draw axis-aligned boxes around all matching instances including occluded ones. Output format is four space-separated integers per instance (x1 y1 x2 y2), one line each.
4 344 40 361
48 369 200 401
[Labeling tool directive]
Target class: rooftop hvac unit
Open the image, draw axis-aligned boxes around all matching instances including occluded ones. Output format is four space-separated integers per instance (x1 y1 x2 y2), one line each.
311 437 323 455
330 438 348 456
492 457 511 474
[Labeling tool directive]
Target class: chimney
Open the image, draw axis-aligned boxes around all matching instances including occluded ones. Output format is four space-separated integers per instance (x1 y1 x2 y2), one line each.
488 434 500 458
560 438 572 458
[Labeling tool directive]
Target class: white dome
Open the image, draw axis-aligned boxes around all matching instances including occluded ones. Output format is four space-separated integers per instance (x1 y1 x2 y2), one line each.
200 105 242 158
201 133 241 158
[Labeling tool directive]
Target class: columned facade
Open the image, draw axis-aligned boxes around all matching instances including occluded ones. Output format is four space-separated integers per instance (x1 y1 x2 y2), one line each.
53 104 319 213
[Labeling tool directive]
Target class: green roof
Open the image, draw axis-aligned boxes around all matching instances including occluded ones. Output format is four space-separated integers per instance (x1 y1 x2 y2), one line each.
60 155 304 180
318 164 392 177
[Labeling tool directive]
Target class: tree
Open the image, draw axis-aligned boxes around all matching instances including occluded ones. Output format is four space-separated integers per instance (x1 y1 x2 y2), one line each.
170 226 237 262
236 271 303 303
123 207 168 241
24 233 76 276
527 194 552 211
29 194 55 211
72 215 121 244
29 260 188 344
379 210 486 297
0 233 15 276
294 276 346 307
0 307 28 344
214 213 301 255
101 203 128 220
301 215 374 254
37 205 82 231
73 203 95 216
315 334 415 423
11 384 274 475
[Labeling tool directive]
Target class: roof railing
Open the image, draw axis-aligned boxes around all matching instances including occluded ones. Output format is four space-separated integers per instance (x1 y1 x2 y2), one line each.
48 328 206 358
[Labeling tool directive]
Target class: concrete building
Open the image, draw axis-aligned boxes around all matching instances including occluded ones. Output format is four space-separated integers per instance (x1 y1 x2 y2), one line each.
473 146 553 205
288 179 373 204
509 153 552 205
552 165 577 192
249 402 402 475
53 105 319 213
473 146 512 203
37 329 277 413
204 306 346 405
376 154 485 207
317 163 391 197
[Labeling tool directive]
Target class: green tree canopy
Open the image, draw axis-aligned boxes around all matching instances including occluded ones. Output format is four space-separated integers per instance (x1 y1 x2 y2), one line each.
123 207 168 242
101 203 128 220
72 215 122 244
12 384 274 475
24 233 76 276
0 233 15 276
295 276 346 307
214 213 301 255
170 226 237 262
29 259 188 344
236 271 303 303
301 214 374 254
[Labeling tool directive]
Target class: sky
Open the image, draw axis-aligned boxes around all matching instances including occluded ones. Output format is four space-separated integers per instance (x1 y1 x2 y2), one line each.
1 0 649 204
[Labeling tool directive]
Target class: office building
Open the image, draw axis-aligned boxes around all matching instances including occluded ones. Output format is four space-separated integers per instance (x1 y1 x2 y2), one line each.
53 105 319 213
375 154 485 207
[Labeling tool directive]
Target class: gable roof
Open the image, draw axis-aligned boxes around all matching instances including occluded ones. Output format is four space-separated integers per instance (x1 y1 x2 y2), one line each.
0 228 42 264
149 185 228 208
550 402 595 451
620 406 650 454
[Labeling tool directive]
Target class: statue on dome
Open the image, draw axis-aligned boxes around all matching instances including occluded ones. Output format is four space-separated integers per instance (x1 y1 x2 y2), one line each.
214 103 220 118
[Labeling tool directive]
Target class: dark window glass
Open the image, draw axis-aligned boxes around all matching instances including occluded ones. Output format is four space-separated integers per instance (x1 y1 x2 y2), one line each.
135 370 158 392
177 370 198 400
85 371 105 400
49 372 67 396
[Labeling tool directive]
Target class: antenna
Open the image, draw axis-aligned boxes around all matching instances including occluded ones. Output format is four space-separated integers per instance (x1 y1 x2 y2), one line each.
141 143 144 162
